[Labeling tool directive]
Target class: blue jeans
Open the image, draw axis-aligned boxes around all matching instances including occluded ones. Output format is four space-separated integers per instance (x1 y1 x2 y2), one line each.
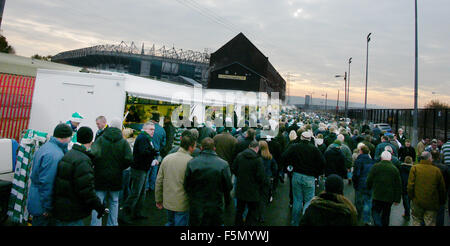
120 168 131 203
355 189 372 224
291 172 316 226
402 193 411 217
166 210 189 226
91 190 120 226
146 165 159 191
56 219 84 226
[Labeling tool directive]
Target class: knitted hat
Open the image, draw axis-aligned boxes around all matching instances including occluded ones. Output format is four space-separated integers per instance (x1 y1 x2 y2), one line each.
325 174 344 195
77 126 93 144
71 112 84 123
53 123 73 138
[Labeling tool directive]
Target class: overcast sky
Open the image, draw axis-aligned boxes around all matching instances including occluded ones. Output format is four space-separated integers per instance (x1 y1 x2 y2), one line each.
2 0 449 108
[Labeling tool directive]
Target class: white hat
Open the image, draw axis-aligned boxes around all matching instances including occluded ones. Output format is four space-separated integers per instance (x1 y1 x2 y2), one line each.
301 131 312 140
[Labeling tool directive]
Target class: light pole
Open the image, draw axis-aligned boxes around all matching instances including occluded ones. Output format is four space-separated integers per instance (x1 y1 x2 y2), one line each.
412 0 419 147
364 33 372 124
336 90 340 117
335 72 347 118
322 93 328 112
347 57 352 114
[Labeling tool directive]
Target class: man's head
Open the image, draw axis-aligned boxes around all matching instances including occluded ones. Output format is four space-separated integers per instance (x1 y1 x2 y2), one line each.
431 150 440 162
381 135 389 142
398 128 403 135
151 112 160 123
201 137 215 151
189 128 199 142
360 145 370 155
404 156 413 164
70 112 83 127
96 116 107 130
77 126 94 148
301 131 312 141
337 134 345 143
425 137 430 145
109 117 122 130
142 121 155 137
181 134 197 154
53 123 73 143
325 174 344 195
431 139 438 149
384 145 393 154
405 139 411 147
381 150 392 161
249 140 259 153
421 151 432 161
246 128 256 140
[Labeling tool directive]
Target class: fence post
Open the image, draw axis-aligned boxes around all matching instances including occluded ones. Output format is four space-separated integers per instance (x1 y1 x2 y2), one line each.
423 110 427 138
433 109 436 139
445 108 448 141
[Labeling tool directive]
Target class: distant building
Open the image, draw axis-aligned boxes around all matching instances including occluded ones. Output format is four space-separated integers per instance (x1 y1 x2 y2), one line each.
52 42 210 86
305 95 311 106
207 33 286 101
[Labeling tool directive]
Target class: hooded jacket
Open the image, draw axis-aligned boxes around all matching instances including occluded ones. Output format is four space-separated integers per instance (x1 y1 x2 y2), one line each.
232 148 266 202
53 144 103 221
324 145 347 179
300 192 358 226
352 154 375 191
91 127 133 191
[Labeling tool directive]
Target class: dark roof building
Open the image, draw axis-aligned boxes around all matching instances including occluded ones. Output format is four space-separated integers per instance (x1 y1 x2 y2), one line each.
207 33 286 101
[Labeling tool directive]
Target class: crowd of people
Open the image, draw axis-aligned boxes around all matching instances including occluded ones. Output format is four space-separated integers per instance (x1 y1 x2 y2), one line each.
25 109 450 226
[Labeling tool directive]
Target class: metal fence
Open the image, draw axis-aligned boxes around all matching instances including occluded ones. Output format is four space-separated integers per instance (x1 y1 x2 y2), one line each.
0 73 36 141
347 108 449 141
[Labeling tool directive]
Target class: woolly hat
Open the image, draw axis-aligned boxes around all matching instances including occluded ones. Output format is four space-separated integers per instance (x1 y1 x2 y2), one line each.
71 112 84 123
77 126 93 144
325 174 344 195
53 123 73 138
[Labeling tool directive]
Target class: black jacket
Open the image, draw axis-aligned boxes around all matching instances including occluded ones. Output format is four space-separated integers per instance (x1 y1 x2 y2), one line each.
184 150 233 226
398 146 416 162
324 146 347 179
162 122 176 158
234 138 253 158
280 140 326 178
91 127 133 191
324 132 337 147
300 192 358 226
232 149 266 202
131 132 158 172
53 144 103 221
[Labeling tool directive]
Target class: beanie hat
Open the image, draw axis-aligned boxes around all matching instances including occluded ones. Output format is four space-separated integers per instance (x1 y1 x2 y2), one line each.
77 126 93 144
325 174 344 195
53 123 73 138
71 112 84 123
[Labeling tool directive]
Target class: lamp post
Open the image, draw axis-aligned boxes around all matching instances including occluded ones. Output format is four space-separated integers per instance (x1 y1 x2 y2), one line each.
364 33 372 124
412 0 419 147
322 93 328 112
335 72 347 118
347 57 352 114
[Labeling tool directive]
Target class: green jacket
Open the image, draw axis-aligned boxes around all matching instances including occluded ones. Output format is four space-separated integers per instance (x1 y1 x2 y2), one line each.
366 160 402 203
407 160 446 211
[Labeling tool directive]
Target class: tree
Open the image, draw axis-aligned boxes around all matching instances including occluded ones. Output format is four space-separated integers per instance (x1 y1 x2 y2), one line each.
31 54 53 61
424 99 449 109
0 35 15 54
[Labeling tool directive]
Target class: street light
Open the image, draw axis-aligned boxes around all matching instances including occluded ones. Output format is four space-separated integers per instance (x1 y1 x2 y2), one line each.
347 57 352 113
335 72 347 118
364 33 372 124
322 93 328 111
412 0 419 147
